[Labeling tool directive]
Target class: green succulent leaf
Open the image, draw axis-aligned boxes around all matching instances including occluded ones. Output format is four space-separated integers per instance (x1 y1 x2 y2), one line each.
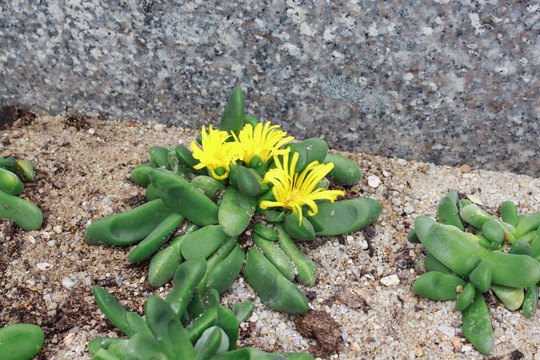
220 87 245 135
0 324 44 360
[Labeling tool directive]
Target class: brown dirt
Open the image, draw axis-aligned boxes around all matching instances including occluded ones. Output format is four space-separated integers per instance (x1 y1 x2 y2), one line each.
295 309 341 357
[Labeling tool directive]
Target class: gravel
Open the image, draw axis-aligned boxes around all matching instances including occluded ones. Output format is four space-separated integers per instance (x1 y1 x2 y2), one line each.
1 114 539 360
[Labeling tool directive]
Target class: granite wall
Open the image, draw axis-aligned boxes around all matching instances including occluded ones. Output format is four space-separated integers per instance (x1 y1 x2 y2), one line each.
1 1 538 176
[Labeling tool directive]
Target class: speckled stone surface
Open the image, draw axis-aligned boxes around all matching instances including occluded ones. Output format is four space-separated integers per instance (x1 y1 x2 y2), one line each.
1 1 538 176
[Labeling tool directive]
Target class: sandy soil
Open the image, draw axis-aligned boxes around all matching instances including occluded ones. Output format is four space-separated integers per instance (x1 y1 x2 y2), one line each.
1 114 539 360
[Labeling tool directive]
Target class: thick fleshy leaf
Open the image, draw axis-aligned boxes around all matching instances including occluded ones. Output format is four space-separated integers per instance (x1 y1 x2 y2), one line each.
145 295 195 360
307 198 381 236
220 87 245 135
218 186 256 237
243 248 308 314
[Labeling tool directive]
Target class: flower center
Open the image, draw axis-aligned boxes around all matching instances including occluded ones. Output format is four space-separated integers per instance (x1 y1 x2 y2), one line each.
284 188 301 206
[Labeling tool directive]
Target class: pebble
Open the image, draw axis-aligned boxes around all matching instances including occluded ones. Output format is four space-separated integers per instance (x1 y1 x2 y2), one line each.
53 225 63 234
459 164 471 173
37 262 54 270
380 274 400 286
360 240 369 250
450 336 461 349
404 205 414 214
350 342 362 352
437 325 456 338
368 175 381 188
62 277 77 289
397 158 407 165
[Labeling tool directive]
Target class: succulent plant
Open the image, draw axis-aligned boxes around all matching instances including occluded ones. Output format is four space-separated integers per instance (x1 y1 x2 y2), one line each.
84 87 381 314
89 259 314 360
409 191 540 354
0 155 42 230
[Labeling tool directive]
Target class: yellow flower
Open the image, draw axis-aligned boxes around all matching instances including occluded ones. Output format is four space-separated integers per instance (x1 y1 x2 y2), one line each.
260 152 344 225
190 125 241 180
233 122 294 165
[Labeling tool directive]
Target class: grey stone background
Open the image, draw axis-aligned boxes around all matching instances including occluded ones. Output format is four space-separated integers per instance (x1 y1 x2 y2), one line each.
1 1 538 176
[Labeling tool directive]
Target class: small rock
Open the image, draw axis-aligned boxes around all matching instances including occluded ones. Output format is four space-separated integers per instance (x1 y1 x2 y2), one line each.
53 225 63 234
37 262 53 270
88 128 95 135
414 348 423 356
380 274 400 286
154 124 166 131
350 342 361 352
450 336 461 349
62 277 77 289
437 325 456 338
360 240 369 250
404 205 414 214
397 158 407 165
367 175 380 188
459 164 471 173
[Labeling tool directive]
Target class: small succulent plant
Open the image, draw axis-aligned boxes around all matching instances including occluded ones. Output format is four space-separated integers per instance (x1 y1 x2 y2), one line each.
89 259 314 360
0 157 44 358
0 155 42 230
409 191 540 354
0 323 44 360
84 87 381 314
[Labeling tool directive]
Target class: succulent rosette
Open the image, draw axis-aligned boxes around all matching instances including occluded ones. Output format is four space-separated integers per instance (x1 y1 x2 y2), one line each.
409 191 540 355
0 155 42 230
84 87 382 315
